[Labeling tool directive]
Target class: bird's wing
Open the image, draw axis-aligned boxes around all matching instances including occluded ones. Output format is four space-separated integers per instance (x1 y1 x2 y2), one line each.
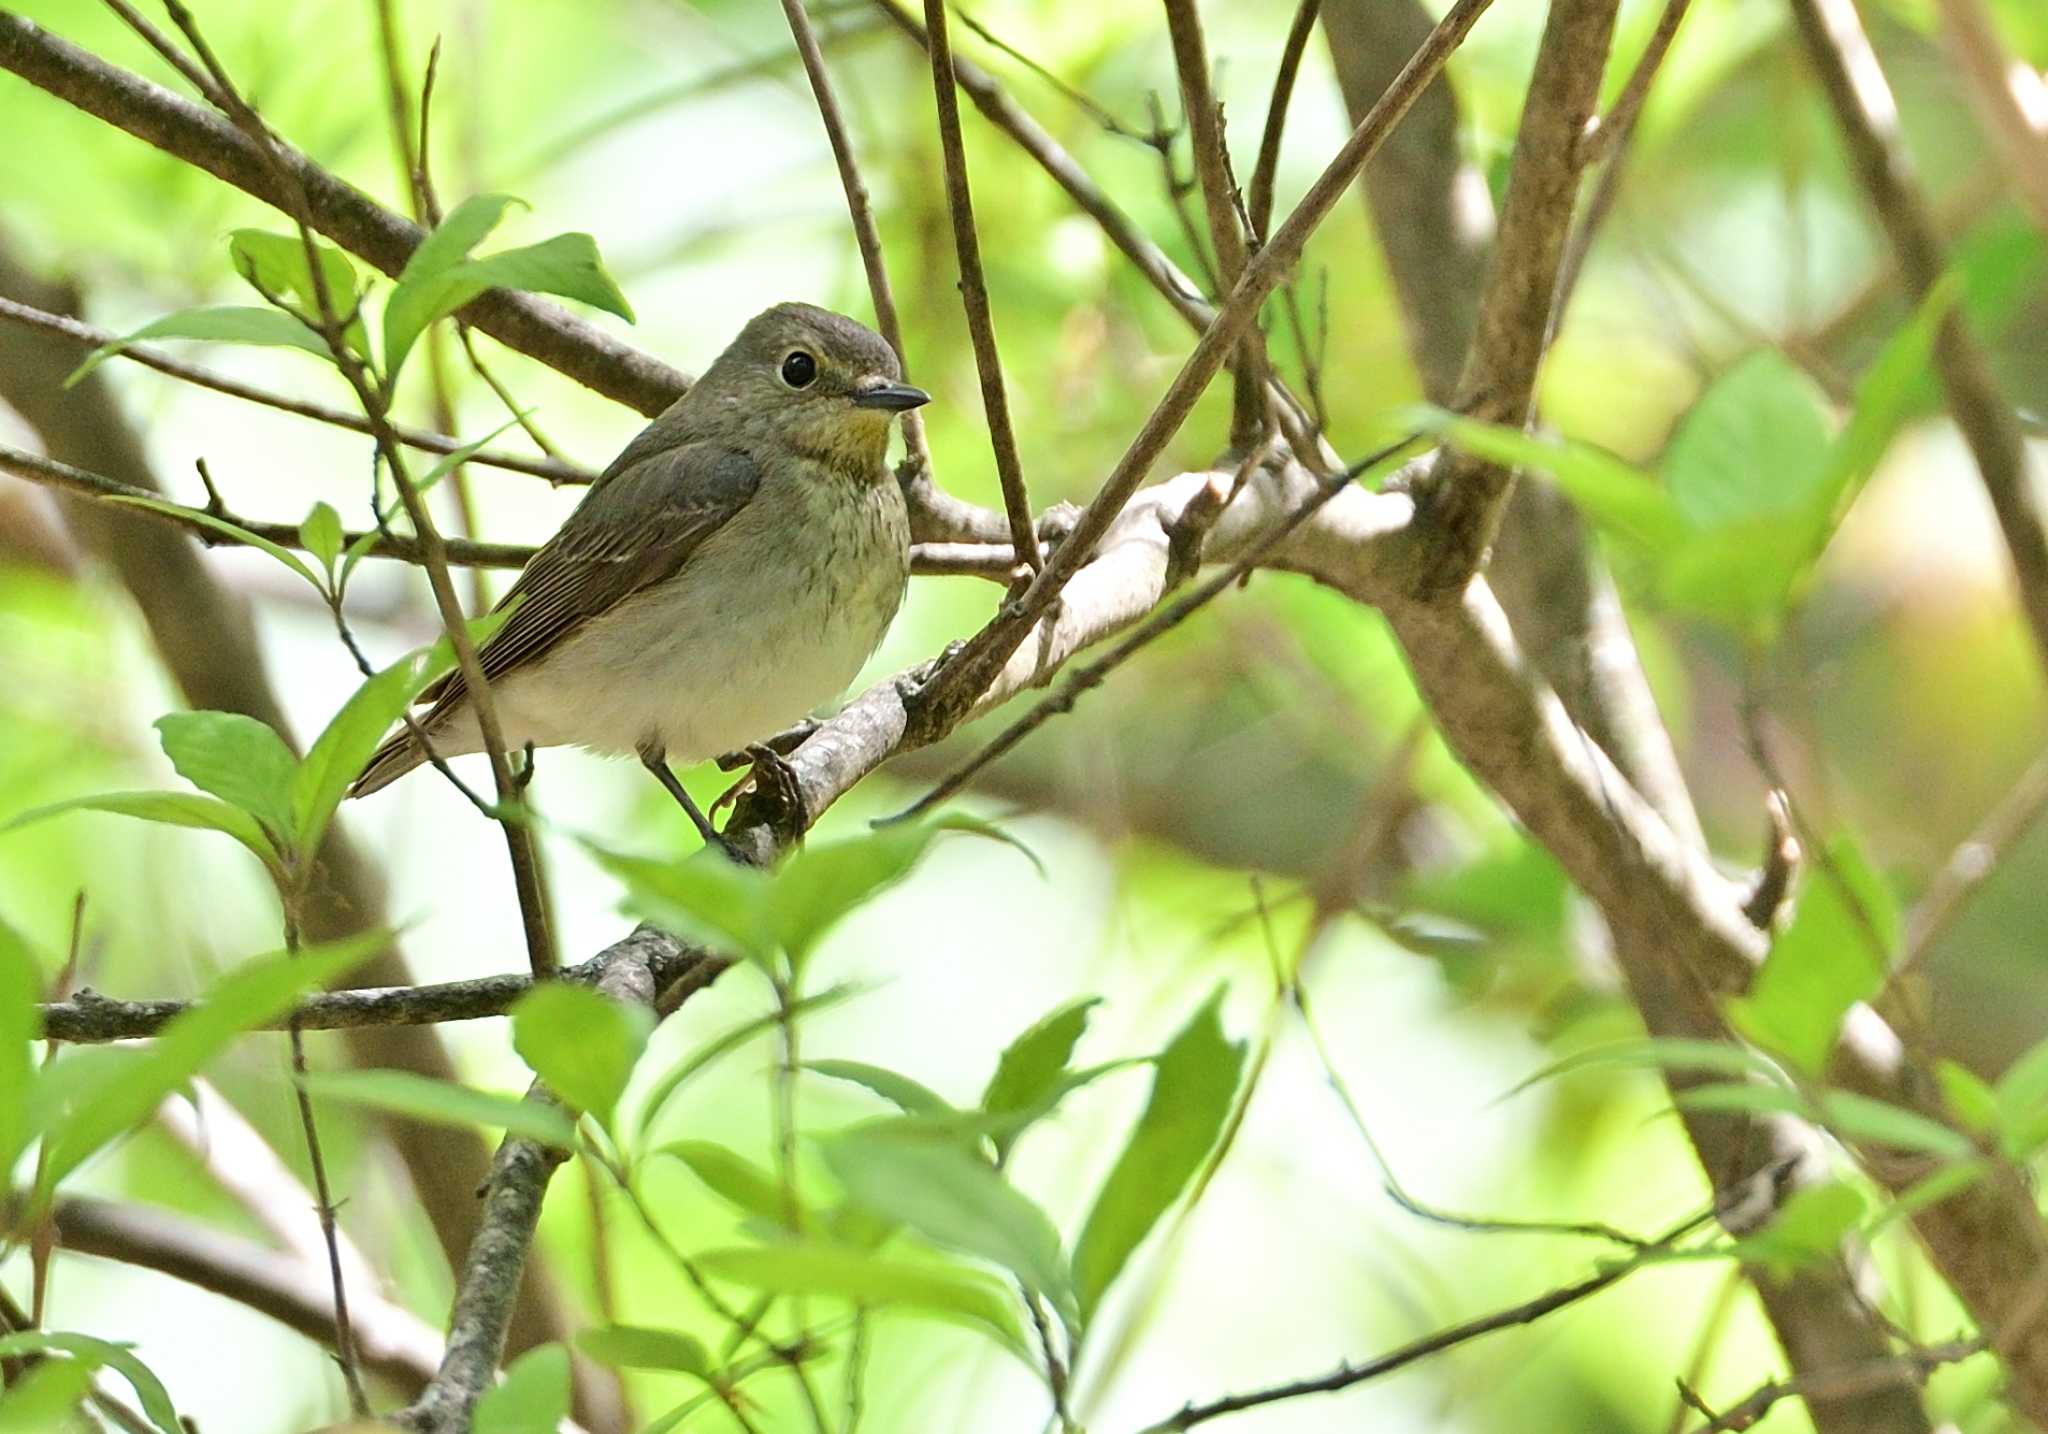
413 442 760 716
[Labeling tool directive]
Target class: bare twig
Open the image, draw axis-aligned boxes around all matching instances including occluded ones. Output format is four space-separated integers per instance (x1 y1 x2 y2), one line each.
1578 0 1695 166
918 0 1041 571
1247 0 1321 244
1682 1340 1983 1434
1789 0 2048 673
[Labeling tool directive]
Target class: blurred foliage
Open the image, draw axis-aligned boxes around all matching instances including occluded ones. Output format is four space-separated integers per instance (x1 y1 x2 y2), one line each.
1 0 2046 1431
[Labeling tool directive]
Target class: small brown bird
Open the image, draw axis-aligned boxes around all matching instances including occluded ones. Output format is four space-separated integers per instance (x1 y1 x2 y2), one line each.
349 303 928 846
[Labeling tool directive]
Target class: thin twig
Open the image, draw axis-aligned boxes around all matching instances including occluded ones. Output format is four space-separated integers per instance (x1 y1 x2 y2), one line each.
1933 0 2048 232
96 0 223 106
1682 1339 1983 1434
0 296 587 482
1578 0 1694 166
1246 0 1321 244
919 0 1041 571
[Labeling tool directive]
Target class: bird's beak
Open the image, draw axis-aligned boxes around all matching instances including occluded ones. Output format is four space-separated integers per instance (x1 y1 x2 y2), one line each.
851 381 931 412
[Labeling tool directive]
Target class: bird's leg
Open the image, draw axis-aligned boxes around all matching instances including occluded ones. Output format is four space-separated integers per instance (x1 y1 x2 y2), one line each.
637 742 743 863
743 743 805 824
714 719 819 772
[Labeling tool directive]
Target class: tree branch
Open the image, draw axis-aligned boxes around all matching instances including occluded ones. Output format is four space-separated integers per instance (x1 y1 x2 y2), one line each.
1933 0 2048 233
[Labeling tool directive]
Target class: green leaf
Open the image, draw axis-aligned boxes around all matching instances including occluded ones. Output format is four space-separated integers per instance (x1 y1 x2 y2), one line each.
696 1242 1032 1364
1994 1035 2048 1155
1661 351 1833 531
30 931 385 1199
1727 836 1897 1075
0 919 42 1179
1936 1059 2000 1135
1819 1091 1974 1159
1502 1037 1788 1101
0 1333 180 1434
574 1325 711 1379
981 998 1098 1161
0 1355 97 1430
381 193 526 380
633 985 860 1143
300 501 344 574
588 843 778 967
474 1344 570 1434
1674 1081 1809 1118
1072 988 1245 1323
104 494 322 591
2 790 280 880
1413 408 1688 556
808 1059 954 1116
65 305 328 386
770 823 951 969
302 1069 574 1148
452 232 635 321
227 229 368 360
154 712 299 842
1656 519 1817 641
825 1127 1075 1328
289 611 513 853
511 981 654 1125
1731 1180 1868 1277
656 1140 785 1221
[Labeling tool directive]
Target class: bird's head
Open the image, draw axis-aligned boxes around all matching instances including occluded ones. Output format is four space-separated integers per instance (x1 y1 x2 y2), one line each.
694 302 929 470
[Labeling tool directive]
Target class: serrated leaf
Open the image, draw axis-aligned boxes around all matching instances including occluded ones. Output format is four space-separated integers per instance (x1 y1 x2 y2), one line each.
300 501 343 573
1072 988 1245 1323
1727 836 1897 1075
65 305 328 386
825 1127 1074 1329
473 1344 569 1434
696 1243 1032 1364
511 981 653 1126
574 1325 711 1378
227 229 368 360
105 494 323 591
2 790 280 880
808 1059 954 1116
289 609 515 852
31 932 386 1201
0 1332 180 1434
154 711 299 842
302 1069 573 1148
656 1140 785 1221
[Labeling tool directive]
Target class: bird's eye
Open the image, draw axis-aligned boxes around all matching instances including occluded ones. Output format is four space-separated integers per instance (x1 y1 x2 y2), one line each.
780 350 818 388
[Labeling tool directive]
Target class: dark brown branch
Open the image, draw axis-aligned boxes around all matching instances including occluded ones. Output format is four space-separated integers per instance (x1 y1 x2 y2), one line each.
0 296 589 483
918 0 1041 571
914 0 1499 727
1789 0 2048 673
1409 0 1619 589
38 933 712 1042
0 11 688 417
1683 1341 1983 1434
1247 0 1321 244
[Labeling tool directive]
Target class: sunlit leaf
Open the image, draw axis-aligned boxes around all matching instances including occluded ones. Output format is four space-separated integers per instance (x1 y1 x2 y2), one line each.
511 981 653 1126
1819 1091 1973 1159
1661 351 1832 531
302 1069 573 1148
696 1243 1032 1364
0 1354 96 1430
154 711 298 842
808 1059 954 1116
1936 1059 1999 1135
0 1332 180 1434
589 844 777 967
1501 1037 1786 1101
65 305 327 386
1072 988 1244 1323
2 790 280 880
1727 836 1896 1075
227 228 368 360
300 501 344 575
825 1127 1075 1330
473 1344 569 1434
656 1139 785 1221
0 919 42 1179
31 931 385 1202
574 1325 711 1379
381 193 527 380
104 495 322 591
1730 1180 1867 1277
981 998 1098 1164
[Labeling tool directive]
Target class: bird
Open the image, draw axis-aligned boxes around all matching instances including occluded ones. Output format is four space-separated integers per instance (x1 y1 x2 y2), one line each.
347 302 929 851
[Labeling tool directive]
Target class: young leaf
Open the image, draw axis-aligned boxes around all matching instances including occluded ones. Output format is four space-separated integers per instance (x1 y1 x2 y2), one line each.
2 790 280 880
300 501 344 575
65 306 327 386
586 842 778 967
1674 1082 1810 1118
154 711 299 841
1072 988 1245 1323
302 1069 574 1148
1661 351 1833 531
1730 1180 1868 1277
696 1242 1032 1364
0 1354 97 1429
0 1332 180 1434
808 1059 955 1116
510 981 653 1126
1818 1090 1974 1159
1500 1037 1787 1102
32 932 386 1200
226 228 368 359
473 1344 570 1434
380 193 526 378
825 1127 1076 1331
981 998 1099 1159
0 920 42 1179
574 1325 711 1379
1935 1059 1999 1135
769 823 949 968
104 494 323 592
1727 835 1897 1075
656 1140 785 1222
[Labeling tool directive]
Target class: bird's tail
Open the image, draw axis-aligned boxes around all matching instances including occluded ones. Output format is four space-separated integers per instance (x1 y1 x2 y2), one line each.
348 728 430 799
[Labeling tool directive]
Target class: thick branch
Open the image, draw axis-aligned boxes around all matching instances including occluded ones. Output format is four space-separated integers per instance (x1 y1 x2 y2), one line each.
1789 0 2048 672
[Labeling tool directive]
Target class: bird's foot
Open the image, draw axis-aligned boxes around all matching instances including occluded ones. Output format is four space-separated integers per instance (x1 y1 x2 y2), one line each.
714 718 819 773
